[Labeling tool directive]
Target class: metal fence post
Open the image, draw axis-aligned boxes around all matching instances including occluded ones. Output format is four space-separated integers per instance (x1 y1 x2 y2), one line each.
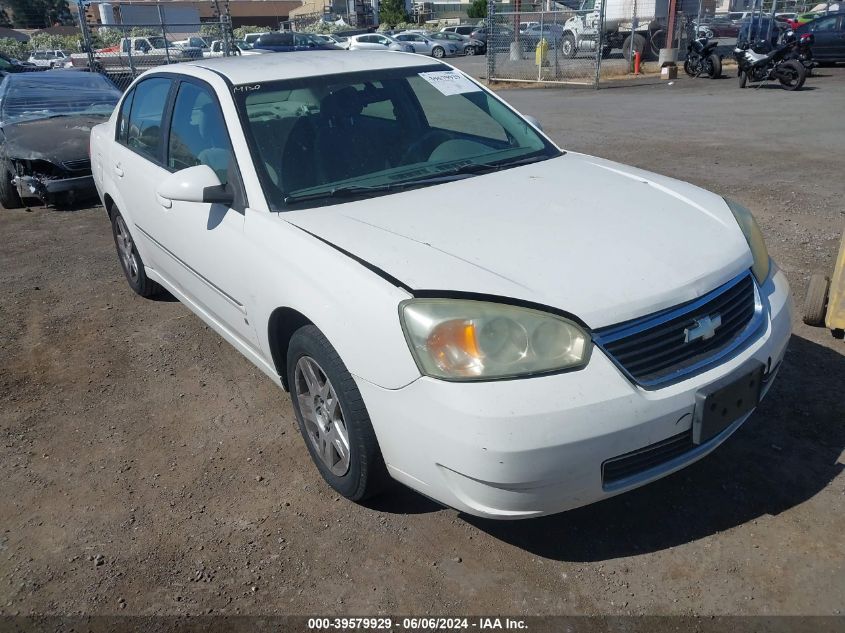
158 3 171 64
486 0 496 81
593 0 606 88
76 0 97 74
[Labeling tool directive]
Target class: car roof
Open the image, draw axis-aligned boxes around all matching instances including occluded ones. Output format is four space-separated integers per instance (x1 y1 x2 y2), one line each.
180 50 442 84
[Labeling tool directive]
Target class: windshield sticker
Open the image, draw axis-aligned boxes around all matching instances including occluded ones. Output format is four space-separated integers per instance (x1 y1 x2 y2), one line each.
418 71 481 96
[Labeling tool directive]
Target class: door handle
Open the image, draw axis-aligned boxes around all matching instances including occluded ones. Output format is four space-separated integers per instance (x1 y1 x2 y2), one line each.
156 194 172 209
114 163 124 177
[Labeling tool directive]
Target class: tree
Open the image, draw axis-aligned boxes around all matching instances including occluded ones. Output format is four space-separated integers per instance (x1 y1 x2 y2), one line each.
4 0 72 28
378 0 407 28
466 0 487 19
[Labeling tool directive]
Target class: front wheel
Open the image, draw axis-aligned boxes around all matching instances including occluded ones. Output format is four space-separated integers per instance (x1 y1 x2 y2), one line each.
561 33 576 58
802 273 830 326
287 325 388 501
779 59 806 90
683 58 697 77
0 159 23 209
707 53 722 78
738 70 748 88
431 46 445 58
465 45 476 56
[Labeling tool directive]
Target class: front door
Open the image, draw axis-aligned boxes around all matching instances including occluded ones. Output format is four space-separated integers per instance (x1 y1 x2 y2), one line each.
153 78 260 349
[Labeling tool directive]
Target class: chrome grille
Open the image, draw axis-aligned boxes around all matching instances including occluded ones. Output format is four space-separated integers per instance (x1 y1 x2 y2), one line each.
62 159 91 172
595 272 763 388
602 431 694 487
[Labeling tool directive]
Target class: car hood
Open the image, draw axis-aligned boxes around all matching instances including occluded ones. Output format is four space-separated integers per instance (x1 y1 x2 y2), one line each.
283 153 753 328
1 115 104 162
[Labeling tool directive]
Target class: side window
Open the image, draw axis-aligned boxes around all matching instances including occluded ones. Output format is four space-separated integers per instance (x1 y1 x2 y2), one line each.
812 16 837 31
116 88 135 143
167 81 233 183
126 77 172 162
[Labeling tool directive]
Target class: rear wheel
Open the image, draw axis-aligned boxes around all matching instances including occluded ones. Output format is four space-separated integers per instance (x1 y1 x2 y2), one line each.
622 33 646 63
779 59 806 90
287 325 388 501
802 273 830 326
707 53 722 78
111 208 162 297
0 159 23 209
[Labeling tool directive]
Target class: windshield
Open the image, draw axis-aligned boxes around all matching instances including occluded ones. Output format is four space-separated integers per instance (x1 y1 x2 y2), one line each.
0 73 121 123
234 65 559 209
148 37 172 48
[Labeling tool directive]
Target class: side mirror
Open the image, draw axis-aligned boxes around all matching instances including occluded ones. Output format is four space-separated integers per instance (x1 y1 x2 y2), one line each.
156 164 233 205
523 114 544 132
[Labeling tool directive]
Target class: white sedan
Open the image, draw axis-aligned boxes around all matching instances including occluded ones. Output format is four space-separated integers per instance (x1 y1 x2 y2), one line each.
90 52 792 519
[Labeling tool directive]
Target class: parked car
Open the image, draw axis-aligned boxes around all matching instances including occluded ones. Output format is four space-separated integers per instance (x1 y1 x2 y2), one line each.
90 51 791 519
27 49 71 68
203 39 263 57
470 26 515 51
0 53 43 74
429 31 484 55
242 32 270 46
252 31 341 52
738 17 785 48
441 24 476 37
521 23 566 49
696 16 741 38
313 33 349 48
393 32 459 57
519 21 540 32
346 33 413 52
0 71 121 208
173 36 210 52
794 13 845 62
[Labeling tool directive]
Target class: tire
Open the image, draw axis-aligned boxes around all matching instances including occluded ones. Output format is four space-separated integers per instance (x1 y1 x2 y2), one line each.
561 33 576 58
708 53 722 78
802 273 830 326
465 45 476 56
0 159 23 209
683 58 697 77
738 70 748 88
601 46 612 59
779 59 805 90
431 46 445 58
110 208 162 297
622 33 646 62
287 325 388 502
647 29 665 60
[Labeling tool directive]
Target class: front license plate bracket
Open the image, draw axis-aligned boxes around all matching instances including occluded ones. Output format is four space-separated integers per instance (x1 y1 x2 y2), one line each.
693 361 765 445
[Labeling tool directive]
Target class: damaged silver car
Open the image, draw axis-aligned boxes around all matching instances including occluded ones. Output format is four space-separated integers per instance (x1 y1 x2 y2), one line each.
0 71 121 208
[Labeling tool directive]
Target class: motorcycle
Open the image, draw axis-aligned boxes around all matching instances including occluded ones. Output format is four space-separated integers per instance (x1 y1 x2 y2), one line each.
734 34 810 90
684 32 722 78
783 30 816 76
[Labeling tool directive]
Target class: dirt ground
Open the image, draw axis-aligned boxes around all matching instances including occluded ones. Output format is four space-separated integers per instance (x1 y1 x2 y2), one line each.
1 68 844 619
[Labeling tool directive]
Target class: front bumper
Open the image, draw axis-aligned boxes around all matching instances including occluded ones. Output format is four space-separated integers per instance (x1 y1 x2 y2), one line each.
357 267 792 519
14 174 96 199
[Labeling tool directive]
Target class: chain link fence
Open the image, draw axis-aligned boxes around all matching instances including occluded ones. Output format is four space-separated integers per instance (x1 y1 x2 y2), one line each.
73 1 234 91
486 0 695 87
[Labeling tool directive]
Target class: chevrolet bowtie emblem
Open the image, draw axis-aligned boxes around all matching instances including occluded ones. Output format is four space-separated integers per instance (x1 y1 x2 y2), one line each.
684 314 722 343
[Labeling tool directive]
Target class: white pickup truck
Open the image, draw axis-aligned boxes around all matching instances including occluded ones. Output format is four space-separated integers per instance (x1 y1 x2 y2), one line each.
71 36 203 72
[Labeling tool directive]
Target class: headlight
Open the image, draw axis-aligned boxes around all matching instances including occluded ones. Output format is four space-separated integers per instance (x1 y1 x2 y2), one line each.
399 299 591 380
725 198 770 284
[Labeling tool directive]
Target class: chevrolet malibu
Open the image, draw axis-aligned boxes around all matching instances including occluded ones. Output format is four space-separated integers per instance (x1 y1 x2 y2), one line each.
90 52 792 519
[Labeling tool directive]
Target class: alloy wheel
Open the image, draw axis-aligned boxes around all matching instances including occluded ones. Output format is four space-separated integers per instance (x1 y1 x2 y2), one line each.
114 215 140 284
294 356 351 477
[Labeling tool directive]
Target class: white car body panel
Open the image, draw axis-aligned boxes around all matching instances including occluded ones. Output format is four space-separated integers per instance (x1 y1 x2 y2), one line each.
90 52 793 519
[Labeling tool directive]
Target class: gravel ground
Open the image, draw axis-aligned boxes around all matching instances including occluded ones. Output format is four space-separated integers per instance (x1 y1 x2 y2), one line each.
1 68 844 619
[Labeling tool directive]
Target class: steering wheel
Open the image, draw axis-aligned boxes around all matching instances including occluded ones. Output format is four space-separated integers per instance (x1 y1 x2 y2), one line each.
400 129 452 165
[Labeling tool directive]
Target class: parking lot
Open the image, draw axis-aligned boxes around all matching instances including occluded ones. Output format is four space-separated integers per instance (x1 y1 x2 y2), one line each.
1 67 844 618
